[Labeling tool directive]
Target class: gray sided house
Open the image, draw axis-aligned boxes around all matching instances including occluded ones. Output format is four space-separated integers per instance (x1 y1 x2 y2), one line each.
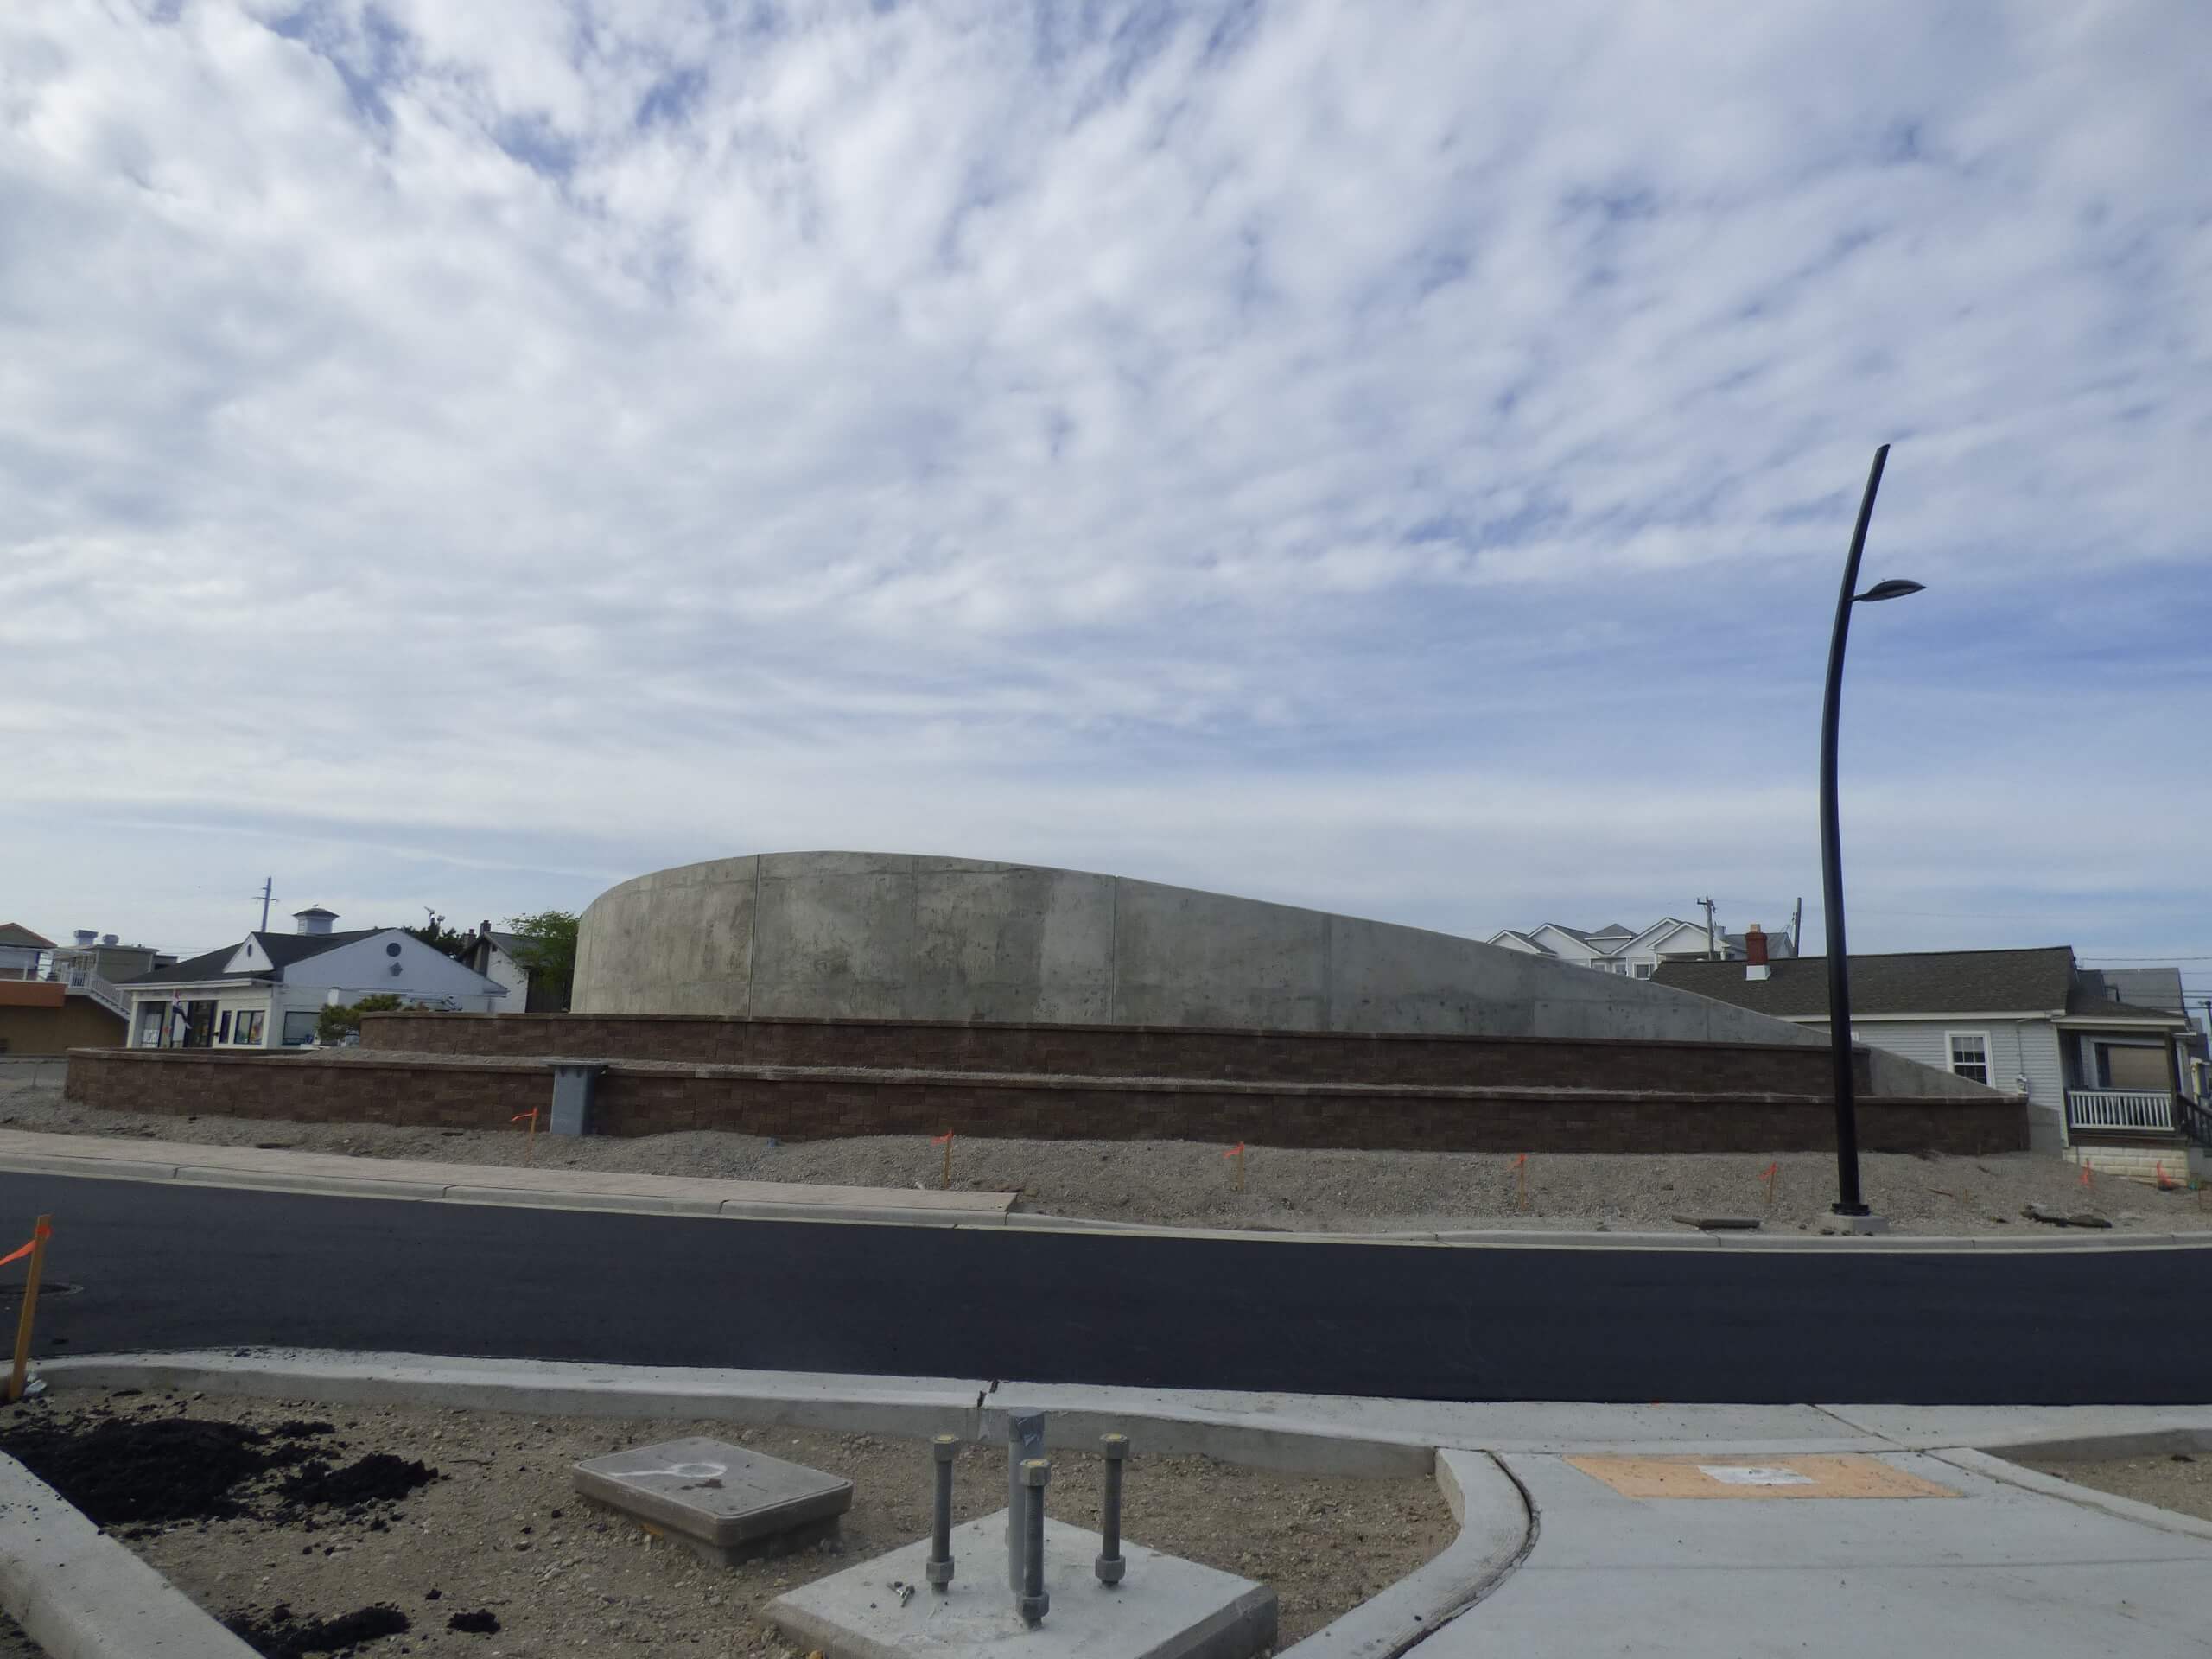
1657 947 2204 1179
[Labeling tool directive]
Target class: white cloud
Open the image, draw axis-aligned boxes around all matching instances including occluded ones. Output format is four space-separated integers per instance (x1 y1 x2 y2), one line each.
1 0 2207 963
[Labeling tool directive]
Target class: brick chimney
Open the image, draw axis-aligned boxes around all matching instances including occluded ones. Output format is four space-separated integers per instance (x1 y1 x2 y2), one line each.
1745 924 1770 982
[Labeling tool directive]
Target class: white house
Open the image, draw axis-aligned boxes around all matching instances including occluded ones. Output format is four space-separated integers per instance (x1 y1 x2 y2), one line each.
116 906 507 1050
1489 917 1796 980
1655 946 2204 1181
454 922 548 1013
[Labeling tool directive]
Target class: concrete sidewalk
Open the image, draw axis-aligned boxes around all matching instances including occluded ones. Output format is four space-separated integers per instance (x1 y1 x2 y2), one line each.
1440 1447 2212 1657
0 1128 1018 1226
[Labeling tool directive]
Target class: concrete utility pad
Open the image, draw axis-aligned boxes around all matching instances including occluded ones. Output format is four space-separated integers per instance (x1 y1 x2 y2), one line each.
575 1436 852 1564
1567 1453 1959 1500
768 1512 1276 1659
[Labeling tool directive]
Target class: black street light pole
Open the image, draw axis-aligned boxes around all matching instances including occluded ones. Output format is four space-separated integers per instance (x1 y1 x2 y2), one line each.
1819 444 1924 1218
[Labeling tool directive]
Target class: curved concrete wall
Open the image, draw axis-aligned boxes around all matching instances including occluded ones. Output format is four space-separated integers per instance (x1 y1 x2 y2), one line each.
575 852 1876 1055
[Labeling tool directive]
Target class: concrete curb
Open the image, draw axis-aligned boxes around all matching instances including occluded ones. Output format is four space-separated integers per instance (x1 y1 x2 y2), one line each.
1930 1447 2212 1544
32 1351 1447 1477
1276 1449 1530 1659
0 1137 1015 1230
0 1450 258 1658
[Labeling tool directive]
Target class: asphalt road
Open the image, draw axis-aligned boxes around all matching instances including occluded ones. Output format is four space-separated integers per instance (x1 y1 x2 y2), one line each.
4 1172 2206 1404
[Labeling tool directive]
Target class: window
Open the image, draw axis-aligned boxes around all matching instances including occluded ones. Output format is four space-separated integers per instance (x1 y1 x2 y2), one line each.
1947 1032 1990 1086
1633 963 1655 979
218 1011 232 1043
234 1010 264 1046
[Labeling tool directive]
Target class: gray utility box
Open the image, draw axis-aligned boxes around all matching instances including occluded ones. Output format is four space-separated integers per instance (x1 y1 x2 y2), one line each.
548 1062 607 1135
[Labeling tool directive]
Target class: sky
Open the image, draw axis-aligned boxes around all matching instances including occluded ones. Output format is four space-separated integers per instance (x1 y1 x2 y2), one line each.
2 0 2208 1001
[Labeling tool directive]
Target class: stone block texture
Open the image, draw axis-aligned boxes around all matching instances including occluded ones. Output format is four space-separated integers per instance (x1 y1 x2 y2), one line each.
66 1031 2026 1155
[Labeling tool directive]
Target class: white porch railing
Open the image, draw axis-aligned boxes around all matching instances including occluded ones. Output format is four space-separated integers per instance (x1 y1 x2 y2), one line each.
2065 1090 2176 1135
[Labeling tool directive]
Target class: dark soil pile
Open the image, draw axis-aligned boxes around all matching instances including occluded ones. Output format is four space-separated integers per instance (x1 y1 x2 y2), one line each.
224 1603 410 1658
276 1454 436 1513
0 1417 280 1526
0 1406 434 1538
446 1610 501 1634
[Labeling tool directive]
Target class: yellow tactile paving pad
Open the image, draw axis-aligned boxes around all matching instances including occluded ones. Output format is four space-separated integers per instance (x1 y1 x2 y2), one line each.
1565 1454 1960 1500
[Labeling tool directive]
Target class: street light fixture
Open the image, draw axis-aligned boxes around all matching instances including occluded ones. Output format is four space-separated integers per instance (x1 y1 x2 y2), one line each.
1819 444 1924 1220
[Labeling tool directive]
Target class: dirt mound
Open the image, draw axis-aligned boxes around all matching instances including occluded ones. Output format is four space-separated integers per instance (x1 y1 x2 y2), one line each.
276 1453 436 1513
224 1602 410 1657
0 1416 277 1525
0 1409 434 1536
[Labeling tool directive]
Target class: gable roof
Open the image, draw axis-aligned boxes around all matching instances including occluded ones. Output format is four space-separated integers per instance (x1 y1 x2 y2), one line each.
0 923 54 950
117 929 384 987
1486 929 1554 955
1586 922 1637 940
1654 947 2081 1018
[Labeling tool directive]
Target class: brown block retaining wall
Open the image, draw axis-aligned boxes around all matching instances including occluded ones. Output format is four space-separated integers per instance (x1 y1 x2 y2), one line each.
63 1047 2027 1155
365 1011 1858 1095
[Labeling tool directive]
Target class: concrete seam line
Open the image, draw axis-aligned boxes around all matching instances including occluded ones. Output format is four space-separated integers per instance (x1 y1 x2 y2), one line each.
0 1452 259 1659
1930 1448 2212 1544
1274 1448 1533 1659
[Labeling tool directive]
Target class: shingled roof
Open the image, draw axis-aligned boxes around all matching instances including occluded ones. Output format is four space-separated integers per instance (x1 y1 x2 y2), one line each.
115 930 382 987
0 923 54 951
1656 947 2190 1025
1655 947 2080 1017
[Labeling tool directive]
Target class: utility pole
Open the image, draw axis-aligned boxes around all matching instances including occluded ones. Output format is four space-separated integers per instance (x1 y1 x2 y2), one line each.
257 877 274 933
1789 897 1803 957
1696 897 1719 960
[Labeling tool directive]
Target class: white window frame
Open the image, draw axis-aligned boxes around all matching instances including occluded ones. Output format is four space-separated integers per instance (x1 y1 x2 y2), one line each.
1945 1029 1992 1087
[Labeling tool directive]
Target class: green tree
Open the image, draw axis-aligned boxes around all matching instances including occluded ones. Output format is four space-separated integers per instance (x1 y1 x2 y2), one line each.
404 912 471 959
503 910 579 1010
316 992 406 1044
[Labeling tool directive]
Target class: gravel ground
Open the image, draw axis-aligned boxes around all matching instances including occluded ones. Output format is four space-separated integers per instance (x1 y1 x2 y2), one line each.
0 1387 1448 1657
4 1080 2206 1236
0 1613 30 1659
2015 1450 2212 1524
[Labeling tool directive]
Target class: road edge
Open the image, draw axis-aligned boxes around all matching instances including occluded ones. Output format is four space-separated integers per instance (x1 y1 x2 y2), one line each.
6 1141 2209 1251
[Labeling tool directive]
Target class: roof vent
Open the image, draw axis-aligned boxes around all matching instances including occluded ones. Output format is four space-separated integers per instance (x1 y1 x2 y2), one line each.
100 934 118 947
73 931 97 948
292 906 337 937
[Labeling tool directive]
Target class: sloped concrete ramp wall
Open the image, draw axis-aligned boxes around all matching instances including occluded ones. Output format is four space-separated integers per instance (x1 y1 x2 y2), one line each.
574 855 1975 1100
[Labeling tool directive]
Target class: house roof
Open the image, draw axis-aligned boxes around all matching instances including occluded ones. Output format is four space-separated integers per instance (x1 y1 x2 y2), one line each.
2097 967 2185 1015
116 929 383 987
2065 970 2191 1024
1488 929 1554 955
1586 923 1637 940
115 943 262 988
0 923 54 950
1653 947 2082 1017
